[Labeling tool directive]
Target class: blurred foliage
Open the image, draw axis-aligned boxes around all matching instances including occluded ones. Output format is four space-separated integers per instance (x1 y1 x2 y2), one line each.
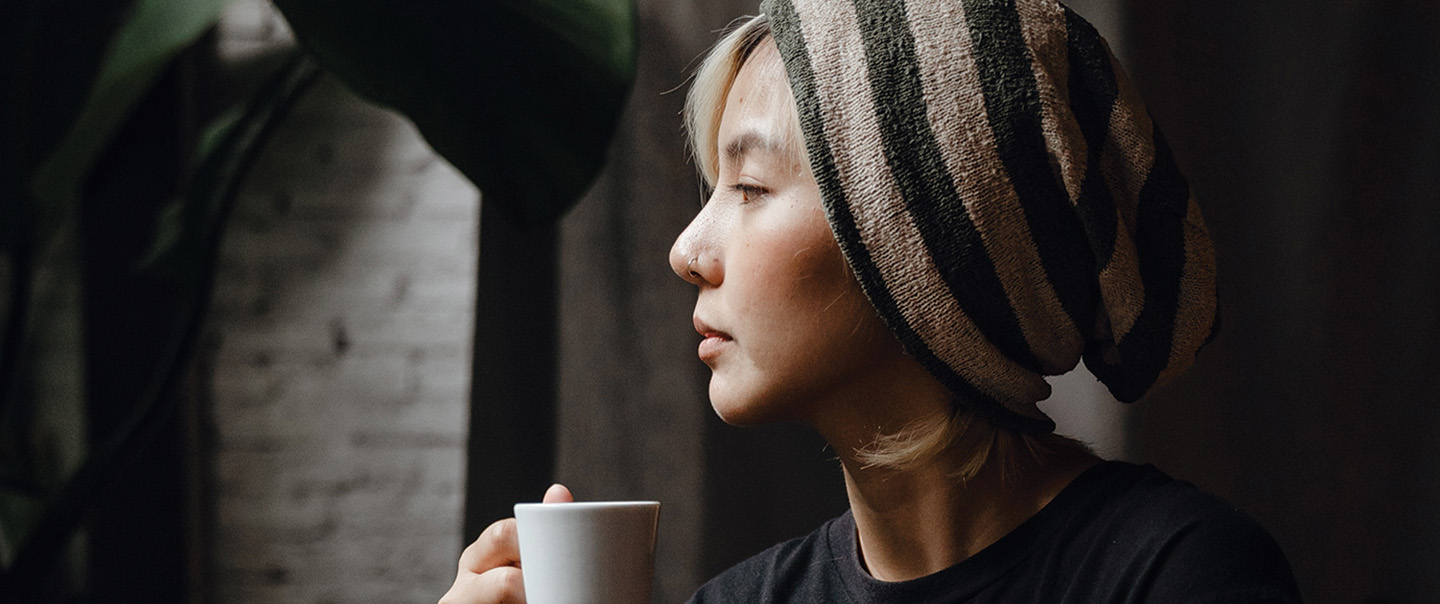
0 0 636 597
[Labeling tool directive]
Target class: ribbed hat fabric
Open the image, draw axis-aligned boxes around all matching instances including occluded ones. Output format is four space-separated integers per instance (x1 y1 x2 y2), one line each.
758 0 1218 433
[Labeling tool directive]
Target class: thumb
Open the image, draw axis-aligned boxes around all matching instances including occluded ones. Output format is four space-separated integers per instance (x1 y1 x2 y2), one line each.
542 483 574 503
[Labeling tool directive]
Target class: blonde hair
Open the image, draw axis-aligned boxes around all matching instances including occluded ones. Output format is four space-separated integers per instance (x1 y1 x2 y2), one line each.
685 15 798 188
685 15 1091 480
853 410 1092 482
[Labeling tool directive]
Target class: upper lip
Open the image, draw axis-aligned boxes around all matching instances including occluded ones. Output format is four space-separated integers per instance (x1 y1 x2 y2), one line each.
693 316 731 339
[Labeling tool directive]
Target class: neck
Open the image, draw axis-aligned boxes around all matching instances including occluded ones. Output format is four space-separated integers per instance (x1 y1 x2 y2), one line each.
833 433 1098 582
795 348 1098 582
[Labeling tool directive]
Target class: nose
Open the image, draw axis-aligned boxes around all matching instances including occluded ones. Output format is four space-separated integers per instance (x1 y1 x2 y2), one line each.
669 201 722 287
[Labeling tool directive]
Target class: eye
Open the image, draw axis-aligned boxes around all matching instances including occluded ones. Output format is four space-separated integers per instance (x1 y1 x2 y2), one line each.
732 183 767 203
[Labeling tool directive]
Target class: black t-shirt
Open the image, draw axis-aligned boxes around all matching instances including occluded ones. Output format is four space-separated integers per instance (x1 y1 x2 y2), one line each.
687 461 1301 603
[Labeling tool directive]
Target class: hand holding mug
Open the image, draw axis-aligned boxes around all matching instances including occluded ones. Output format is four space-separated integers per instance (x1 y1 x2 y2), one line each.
439 484 575 604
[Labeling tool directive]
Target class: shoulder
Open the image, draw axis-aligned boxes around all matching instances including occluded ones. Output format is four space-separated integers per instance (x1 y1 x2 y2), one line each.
1083 462 1289 558
1058 462 1302 603
685 513 850 604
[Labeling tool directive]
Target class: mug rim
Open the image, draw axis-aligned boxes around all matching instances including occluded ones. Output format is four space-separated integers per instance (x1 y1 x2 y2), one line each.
515 501 659 511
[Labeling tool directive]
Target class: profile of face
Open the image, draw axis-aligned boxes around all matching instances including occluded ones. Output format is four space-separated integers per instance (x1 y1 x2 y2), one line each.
669 41 932 429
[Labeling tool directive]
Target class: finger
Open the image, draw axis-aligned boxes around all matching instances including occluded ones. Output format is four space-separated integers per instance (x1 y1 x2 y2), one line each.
439 566 527 604
542 483 574 503
458 518 521 574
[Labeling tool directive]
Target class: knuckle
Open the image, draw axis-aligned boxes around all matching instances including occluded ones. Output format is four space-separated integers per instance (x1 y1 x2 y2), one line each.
458 545 481 571
460 518 518 571
491 518 517 544
459 539 481 563
477 518 513 547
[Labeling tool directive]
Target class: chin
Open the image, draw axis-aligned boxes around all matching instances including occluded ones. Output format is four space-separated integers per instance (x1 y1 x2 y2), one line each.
708 390 765 426
710 401 770 426
707 379 804 427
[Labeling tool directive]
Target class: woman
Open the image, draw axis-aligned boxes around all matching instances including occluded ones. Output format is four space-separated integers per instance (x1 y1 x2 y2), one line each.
443 0 1301 602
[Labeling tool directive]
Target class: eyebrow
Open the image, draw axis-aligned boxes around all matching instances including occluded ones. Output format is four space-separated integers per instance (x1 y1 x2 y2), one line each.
723 131 787 166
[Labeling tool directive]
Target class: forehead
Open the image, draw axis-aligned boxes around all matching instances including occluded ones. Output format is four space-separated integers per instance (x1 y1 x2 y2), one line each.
730 39 788 96
718 41 801 164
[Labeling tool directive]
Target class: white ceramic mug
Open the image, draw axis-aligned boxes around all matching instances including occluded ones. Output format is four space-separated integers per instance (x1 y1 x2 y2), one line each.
513 501 661 604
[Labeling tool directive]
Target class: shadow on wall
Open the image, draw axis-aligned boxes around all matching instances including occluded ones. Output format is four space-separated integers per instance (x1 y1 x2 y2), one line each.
1122 2 1440 603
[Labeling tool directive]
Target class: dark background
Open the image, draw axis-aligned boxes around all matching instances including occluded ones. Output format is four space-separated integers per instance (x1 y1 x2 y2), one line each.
1126 3 1440 601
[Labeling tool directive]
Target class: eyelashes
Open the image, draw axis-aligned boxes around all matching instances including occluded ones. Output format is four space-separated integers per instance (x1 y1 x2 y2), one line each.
699 182 767 207
732 183 767 203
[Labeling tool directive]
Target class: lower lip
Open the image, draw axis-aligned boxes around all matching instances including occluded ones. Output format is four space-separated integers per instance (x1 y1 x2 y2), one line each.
698 336 730 361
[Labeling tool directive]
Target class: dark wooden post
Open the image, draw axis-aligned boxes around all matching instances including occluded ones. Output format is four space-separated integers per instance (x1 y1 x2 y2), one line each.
464 201 559 539
75 50 195 604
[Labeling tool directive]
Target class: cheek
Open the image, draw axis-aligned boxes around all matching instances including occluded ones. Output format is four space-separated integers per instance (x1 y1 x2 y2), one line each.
792 236 868 322
753 230 880 351
786 236 901 365
740 223 847 310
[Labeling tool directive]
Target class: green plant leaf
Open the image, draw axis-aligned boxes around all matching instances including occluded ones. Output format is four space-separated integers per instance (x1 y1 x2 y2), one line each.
0 489 43 567
140 54 322 281
272 0 638 226
0 56 321 593
26 0 232 209
1 0 134 254
1 0 136 552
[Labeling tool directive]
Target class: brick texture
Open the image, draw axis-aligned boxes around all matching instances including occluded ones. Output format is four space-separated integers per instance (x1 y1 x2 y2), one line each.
205 3 477 602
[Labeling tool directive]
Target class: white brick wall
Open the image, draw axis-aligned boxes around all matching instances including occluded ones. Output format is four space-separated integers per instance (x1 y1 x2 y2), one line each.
206 3 478 601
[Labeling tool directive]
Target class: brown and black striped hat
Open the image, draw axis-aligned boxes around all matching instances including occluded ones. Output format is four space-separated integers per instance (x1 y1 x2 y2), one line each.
758 0 1218 433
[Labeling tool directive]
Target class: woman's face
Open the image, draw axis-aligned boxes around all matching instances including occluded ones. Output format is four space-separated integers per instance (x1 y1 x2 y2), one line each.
669 41 920 427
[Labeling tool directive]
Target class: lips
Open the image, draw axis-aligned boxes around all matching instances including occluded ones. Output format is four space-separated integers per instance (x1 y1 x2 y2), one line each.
693 317 733 362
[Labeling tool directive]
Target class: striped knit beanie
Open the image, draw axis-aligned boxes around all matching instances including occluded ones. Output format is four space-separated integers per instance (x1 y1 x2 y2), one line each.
758 0 1218 433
